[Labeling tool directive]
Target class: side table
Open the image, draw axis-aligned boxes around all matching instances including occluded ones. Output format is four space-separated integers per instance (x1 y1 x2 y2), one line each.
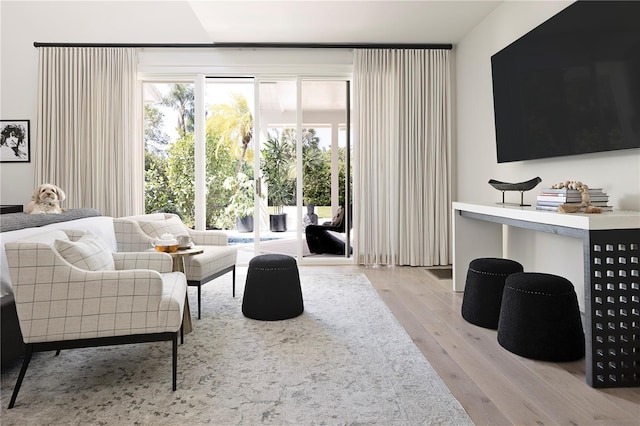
0 205 23 214
166 246 204 336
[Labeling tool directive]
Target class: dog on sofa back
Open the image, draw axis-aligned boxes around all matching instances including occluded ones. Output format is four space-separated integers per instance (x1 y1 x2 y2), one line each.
26 183 66 214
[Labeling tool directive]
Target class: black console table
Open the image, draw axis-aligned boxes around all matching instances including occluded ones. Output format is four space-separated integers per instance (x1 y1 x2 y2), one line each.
453 202 640 388
0 205 23 214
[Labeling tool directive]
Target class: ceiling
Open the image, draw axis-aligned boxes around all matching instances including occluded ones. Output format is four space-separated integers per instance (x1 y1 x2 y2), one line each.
187 1 502 45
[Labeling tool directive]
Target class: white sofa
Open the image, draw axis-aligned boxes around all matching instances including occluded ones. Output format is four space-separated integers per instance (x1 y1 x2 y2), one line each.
1 209 237 367
5 228 186 408
113 213 238 320
1 209 112 368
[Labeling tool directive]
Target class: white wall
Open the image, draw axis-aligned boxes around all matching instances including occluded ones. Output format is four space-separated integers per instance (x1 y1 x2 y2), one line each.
0 1 210 206
0 1 353 208
455 0 640 311
455 0 640 210
3 0 640 213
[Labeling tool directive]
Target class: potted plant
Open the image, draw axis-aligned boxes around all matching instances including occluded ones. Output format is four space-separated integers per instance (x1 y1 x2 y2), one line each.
223 172 255 232
261 131 294 232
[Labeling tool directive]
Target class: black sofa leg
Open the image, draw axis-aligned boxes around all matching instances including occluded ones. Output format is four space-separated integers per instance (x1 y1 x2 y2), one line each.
172 333 178 391
197 285 202 320
8 344 33 409
232 266 236 298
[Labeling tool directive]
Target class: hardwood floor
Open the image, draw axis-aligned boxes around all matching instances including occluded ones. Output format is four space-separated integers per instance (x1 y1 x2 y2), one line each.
302 264 640 426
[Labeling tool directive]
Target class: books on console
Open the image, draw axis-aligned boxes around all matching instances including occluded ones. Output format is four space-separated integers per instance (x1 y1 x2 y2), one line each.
535 188 613 211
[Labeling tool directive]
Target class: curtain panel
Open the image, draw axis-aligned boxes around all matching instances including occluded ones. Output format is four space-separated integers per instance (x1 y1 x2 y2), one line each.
353 49 451 266
35 47 143 217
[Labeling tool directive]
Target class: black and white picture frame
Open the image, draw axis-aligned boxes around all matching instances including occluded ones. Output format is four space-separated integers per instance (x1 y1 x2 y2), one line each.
1 119 31 163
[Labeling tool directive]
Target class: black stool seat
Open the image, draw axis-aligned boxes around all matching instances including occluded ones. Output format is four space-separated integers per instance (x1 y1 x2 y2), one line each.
242 254 304 321
498 272 585 362
461 258 523 329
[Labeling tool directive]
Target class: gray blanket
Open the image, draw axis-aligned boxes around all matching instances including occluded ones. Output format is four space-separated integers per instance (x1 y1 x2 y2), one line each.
0 208 102 233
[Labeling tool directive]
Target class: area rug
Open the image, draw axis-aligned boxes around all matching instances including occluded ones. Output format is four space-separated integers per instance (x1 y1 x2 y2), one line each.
1 272 472 425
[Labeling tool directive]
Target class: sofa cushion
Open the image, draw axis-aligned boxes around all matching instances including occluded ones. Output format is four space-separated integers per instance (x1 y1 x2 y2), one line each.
54 231 115 271
137 216 190 239
329 206 344 227
183 245 237 281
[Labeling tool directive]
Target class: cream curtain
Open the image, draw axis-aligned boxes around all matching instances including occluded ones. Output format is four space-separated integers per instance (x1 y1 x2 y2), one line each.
353 49 451 266
35 47 143 217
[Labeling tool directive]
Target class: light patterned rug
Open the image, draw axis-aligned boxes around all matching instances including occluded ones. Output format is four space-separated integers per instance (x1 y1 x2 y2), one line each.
1 272 472 425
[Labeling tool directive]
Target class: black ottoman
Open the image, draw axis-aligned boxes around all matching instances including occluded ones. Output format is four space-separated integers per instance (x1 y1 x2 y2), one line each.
497 272 585 362
461 258 524 329
242 254 304 321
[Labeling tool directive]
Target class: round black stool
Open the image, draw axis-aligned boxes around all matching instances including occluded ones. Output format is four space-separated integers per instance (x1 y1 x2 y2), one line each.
242 254 304 321
497 272 585 362
461 258 523 329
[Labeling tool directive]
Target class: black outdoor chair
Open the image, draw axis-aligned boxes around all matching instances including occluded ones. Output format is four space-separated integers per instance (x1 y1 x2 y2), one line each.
305 205 352 255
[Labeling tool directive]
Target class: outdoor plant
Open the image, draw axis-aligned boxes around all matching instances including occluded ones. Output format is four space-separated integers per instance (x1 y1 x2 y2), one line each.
261 130 295 214
223 172 255 219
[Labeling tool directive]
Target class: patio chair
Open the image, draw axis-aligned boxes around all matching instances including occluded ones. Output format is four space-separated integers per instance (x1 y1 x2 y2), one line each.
5 229 186 409
305 205 353 255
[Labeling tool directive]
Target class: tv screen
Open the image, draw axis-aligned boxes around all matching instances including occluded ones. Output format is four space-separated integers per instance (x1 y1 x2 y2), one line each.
491 1 640 163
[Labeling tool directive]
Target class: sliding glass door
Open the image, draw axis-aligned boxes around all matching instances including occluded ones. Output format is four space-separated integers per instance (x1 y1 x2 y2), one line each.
300 80 352 260
143 76 352 264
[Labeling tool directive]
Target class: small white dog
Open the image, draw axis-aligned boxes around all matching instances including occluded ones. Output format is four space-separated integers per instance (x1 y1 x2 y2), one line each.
26 183 66 214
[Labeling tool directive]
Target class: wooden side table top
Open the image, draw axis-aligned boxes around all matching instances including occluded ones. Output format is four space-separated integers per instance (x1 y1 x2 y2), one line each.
168 246 204 259
166 246 204 272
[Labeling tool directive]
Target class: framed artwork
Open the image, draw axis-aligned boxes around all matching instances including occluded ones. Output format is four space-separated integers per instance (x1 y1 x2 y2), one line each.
0 119 31 163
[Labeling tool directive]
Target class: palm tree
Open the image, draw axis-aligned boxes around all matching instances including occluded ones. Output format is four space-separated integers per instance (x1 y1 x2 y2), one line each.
144 104 170 155
206 93 253 175
161 84 194 137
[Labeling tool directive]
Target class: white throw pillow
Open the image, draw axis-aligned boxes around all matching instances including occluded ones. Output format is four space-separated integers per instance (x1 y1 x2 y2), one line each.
54 231 115 271
137 216 190 238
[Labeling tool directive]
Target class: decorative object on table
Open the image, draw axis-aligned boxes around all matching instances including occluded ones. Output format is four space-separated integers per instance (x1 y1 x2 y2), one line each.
488 176 542 206
177 235 193 249
152 232 180 252
25 183 66 214
536 180 608 214
0 120 30 163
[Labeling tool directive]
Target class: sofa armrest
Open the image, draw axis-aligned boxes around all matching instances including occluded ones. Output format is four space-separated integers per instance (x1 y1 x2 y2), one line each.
188 229 228 246
113 218 156 252
113 252 173 273
5 241 184 342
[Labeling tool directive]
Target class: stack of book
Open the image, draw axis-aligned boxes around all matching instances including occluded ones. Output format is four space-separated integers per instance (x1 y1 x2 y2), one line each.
536 188 612 211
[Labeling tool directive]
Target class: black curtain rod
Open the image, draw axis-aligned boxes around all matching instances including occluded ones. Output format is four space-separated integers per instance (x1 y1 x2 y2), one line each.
33 42 452 50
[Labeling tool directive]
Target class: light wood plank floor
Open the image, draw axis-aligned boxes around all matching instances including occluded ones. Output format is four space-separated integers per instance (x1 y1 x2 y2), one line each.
302 264 640 426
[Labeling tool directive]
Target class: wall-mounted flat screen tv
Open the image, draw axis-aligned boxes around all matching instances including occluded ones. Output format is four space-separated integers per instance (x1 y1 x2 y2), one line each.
491 0 640 163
